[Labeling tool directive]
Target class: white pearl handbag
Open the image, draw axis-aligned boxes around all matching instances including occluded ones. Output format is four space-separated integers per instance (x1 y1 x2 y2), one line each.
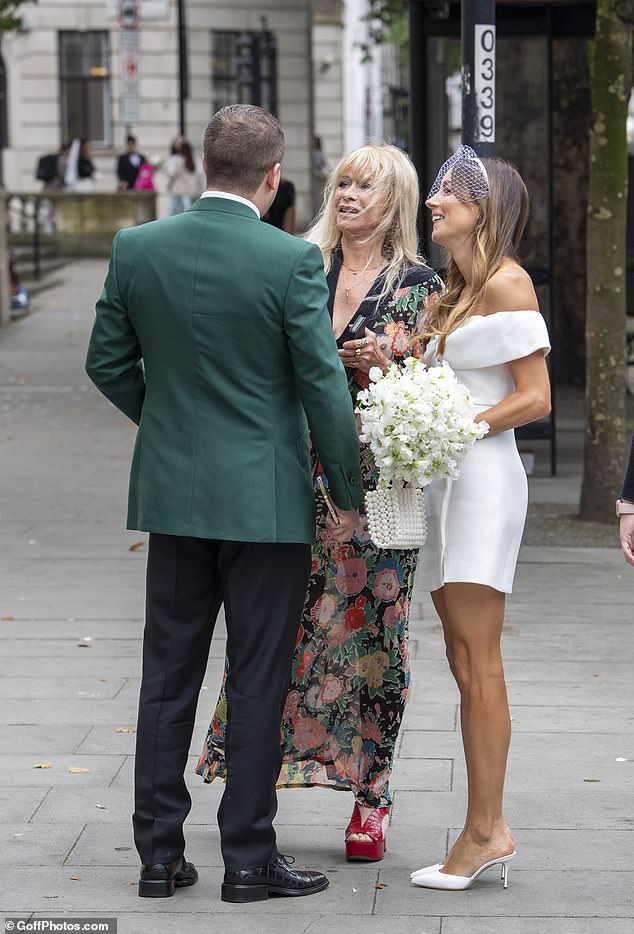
365 485 428 550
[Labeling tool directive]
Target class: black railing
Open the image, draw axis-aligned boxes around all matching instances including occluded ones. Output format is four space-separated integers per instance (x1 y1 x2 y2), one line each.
6 193 59 281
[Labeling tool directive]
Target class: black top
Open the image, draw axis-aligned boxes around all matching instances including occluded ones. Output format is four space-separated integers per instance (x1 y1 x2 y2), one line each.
263 179 295 230
326 250 440 349
117 151 146 188
621 432 634 502
78 157 95 180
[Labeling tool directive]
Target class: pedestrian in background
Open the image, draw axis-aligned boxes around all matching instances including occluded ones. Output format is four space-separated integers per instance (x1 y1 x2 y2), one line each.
618 432 634 566
65 139 96 191
263 178 296 233
164 137 203 214
35 142 69 190
117 135 147 190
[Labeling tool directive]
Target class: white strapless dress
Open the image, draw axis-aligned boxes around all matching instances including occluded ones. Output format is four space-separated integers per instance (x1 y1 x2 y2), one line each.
414 310 551 595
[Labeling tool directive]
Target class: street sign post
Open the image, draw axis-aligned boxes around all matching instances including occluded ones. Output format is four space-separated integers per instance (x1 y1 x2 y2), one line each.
461 0 496 154
120 0 140 127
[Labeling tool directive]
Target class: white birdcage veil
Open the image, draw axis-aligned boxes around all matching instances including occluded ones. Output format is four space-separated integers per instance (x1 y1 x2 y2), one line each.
427 145 490 204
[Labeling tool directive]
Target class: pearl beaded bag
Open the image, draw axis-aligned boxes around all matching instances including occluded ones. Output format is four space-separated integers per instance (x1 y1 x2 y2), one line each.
365 485 428 550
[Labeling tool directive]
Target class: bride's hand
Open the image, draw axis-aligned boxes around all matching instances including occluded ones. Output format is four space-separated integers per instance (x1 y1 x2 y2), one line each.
339 328 391 374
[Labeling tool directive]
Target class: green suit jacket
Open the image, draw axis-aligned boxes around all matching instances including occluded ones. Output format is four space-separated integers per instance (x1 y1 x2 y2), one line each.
85 196 363 543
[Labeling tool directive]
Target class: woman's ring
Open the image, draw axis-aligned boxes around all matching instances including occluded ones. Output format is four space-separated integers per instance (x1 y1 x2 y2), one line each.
355 347 362 356
360 337 368 347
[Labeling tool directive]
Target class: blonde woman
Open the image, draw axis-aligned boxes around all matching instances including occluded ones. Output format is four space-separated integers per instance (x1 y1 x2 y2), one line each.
411 148 551 890
198 145 444 861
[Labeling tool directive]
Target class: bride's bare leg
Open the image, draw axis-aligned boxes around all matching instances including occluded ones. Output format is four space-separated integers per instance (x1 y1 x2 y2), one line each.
431 583 514 877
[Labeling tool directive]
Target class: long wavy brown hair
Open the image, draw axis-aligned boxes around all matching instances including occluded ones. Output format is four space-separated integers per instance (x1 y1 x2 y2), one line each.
418 158 529 355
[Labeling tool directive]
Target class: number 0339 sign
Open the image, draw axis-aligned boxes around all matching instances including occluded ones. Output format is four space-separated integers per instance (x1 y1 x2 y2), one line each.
474 24 496 143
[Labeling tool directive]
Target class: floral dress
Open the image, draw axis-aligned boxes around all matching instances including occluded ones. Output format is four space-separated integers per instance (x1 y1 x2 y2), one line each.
197 254 444 809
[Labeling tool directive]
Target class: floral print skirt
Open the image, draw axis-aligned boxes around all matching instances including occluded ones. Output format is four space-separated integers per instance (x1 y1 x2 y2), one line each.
196 469 418 810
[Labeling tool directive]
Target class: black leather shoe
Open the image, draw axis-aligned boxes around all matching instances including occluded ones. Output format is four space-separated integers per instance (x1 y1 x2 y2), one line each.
222 854 329 903
138 856 198 898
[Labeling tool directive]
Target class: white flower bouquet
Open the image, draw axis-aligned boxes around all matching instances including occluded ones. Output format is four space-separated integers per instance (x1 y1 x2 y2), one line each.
356 357 489 549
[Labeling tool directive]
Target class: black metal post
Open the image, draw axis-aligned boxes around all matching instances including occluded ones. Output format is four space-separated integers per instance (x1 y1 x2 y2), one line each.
461 0 495 155
408 0 427 245
546 6 557 475
177 0 188 135
32 197 41 282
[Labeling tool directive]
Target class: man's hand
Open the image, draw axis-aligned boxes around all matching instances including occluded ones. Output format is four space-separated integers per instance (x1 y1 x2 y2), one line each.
325 506 359 543
620 514 634 567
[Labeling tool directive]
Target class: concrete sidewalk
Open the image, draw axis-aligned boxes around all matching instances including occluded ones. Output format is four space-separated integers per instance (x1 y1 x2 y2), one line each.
1 260 632 934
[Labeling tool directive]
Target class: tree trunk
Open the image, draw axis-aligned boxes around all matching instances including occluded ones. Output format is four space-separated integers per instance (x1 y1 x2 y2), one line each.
579 0 632 521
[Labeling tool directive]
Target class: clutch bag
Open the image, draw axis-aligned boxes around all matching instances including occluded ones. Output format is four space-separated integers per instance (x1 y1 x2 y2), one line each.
365 485 427 550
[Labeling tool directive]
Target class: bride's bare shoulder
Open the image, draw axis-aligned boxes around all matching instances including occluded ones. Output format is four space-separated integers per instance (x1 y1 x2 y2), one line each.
481 263 538 315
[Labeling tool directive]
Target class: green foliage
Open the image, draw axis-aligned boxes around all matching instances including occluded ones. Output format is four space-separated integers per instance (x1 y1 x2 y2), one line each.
358 0 408 63
0 0 31 33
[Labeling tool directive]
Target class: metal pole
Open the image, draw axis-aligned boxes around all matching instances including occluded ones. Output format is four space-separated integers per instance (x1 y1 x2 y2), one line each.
461 0 495 155
177 0 188 135
547 6 557 475
408 0 427 246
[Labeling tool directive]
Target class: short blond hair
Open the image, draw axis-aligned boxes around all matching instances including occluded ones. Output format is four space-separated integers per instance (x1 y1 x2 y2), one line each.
306 144 423 297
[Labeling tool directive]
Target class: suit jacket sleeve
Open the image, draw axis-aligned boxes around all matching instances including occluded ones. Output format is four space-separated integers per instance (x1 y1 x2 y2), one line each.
621 432 634 502
85 231 145 424
283 242 364 510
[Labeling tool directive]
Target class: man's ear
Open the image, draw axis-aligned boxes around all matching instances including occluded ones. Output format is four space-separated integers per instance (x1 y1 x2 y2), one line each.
266 162 282 191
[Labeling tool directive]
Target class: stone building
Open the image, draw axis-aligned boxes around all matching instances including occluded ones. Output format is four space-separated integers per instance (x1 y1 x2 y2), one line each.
0 0 398 226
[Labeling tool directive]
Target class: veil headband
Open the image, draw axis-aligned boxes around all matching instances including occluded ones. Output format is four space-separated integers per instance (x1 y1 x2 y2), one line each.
427 145 490 204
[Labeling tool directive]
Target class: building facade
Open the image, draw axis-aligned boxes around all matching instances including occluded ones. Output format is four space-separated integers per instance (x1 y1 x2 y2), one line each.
1 0 396 226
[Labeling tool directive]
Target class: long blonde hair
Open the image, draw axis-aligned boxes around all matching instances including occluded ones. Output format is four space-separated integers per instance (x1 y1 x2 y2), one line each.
306 144 424 300
419 158 529 355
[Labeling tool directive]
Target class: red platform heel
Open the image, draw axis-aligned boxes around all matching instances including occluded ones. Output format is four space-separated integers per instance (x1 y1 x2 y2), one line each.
345 803 390 861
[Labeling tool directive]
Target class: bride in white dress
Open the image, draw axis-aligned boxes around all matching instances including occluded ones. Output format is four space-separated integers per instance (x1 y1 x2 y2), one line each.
411 148 551 891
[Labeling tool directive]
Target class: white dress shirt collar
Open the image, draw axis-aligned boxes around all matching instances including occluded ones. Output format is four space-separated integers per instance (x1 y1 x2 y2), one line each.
201 190 260 219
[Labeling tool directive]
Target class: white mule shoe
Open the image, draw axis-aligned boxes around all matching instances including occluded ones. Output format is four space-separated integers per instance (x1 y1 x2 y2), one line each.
411 852 516 890
410 863 443 880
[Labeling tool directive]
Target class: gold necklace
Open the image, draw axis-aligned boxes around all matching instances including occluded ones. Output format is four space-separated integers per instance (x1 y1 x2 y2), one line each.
341 260 384 274
341 260 385 300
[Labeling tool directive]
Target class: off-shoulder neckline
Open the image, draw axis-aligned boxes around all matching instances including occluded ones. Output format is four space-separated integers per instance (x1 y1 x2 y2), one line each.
464 309 541 321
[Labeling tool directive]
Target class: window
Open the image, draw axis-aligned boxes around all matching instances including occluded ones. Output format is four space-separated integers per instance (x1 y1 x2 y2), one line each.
59 31 112 146
211 30 278 116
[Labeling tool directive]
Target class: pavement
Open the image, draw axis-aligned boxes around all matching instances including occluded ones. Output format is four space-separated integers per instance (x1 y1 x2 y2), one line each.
0 259 632 934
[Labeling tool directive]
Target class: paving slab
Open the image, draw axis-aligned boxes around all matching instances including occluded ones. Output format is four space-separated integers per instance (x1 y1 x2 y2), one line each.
390 790 633 831
401 731 634 791
0 754 127 787
0 724 92 755
0 865 379 915
23 914 442 934
441 920 631 934
2 822 85 866
0 787 52 823
506 705 634 733
373 868 634 917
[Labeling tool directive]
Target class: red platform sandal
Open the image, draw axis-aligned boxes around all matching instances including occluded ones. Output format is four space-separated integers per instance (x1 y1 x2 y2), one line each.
345 803 390 861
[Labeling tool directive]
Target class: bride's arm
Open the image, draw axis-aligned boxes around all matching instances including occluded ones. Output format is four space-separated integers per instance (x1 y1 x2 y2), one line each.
474 269 551 437
475 350 551 436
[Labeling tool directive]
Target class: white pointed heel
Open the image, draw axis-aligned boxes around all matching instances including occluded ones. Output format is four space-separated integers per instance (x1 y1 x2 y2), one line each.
410 851 516 891
410 862 443 880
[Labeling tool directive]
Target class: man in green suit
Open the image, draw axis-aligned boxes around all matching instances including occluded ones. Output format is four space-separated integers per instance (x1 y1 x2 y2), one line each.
86 105 363 903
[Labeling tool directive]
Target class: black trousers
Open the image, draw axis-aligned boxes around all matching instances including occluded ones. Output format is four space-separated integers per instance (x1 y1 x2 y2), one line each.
132 533 311 871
